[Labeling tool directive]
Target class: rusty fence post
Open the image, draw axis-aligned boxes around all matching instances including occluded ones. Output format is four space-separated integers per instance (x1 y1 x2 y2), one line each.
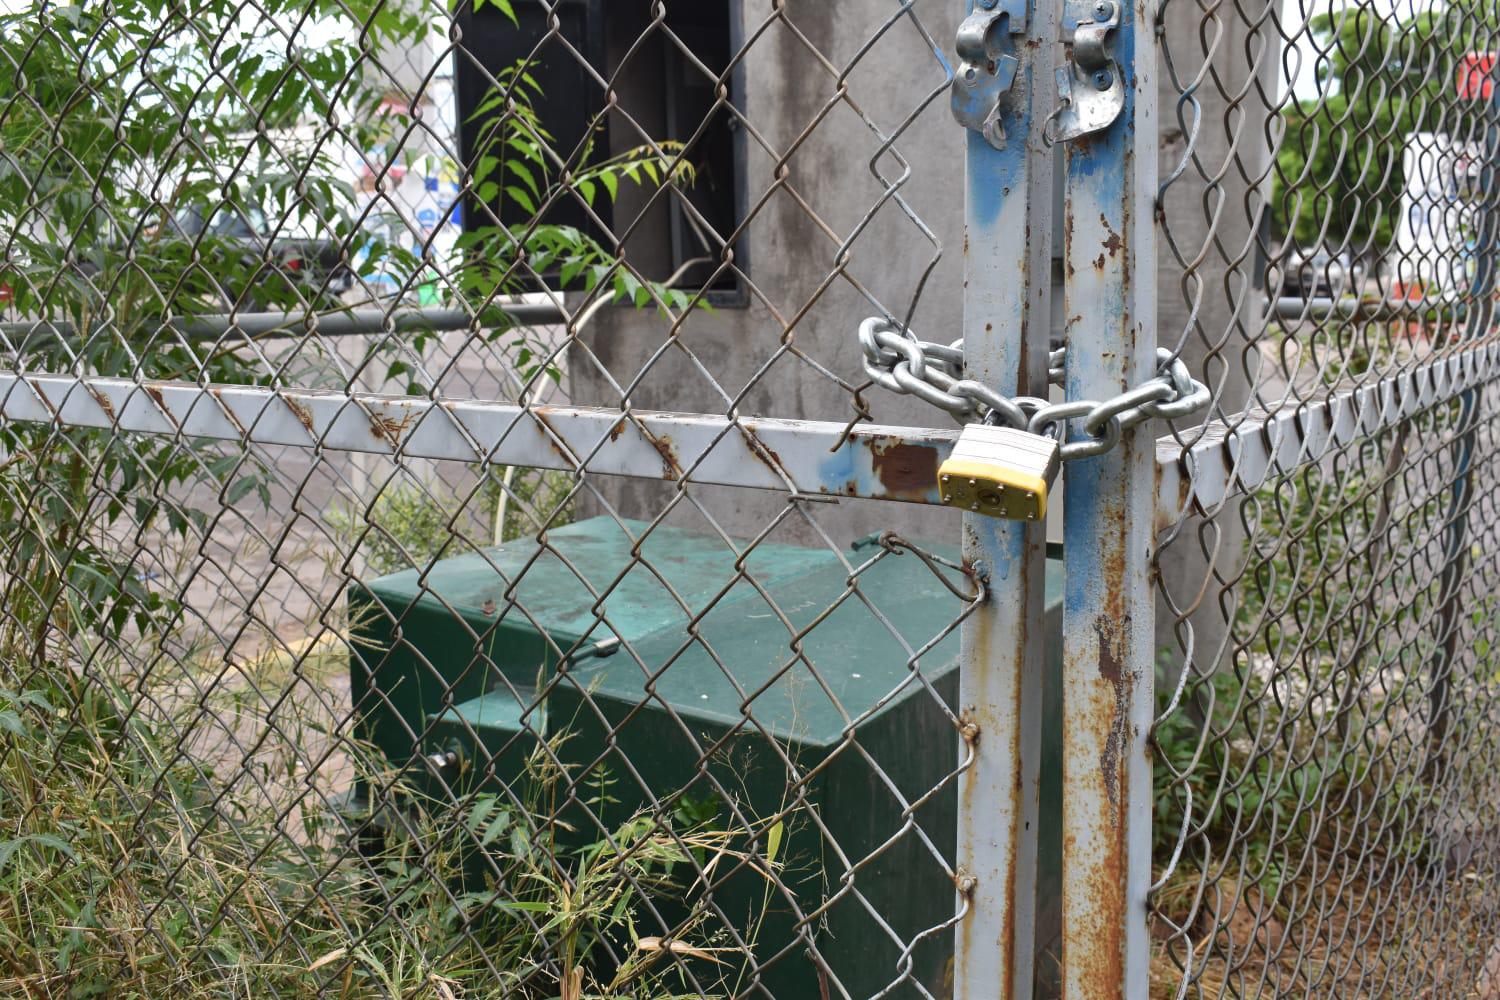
1057 0 1157 994
951 0 1057 996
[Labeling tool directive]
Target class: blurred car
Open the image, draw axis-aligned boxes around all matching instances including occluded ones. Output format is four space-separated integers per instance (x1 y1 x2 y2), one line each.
1276 247 1362 300
165 204 353 308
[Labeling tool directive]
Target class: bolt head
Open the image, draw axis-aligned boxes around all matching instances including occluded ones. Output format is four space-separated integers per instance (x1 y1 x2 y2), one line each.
1093 69 1113 90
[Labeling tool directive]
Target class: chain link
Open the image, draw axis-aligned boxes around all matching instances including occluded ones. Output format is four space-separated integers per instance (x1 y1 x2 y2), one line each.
858 317 1209 460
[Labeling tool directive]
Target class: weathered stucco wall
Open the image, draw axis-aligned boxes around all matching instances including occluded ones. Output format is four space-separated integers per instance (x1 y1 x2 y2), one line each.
568 0 1268 575
570 0 968 548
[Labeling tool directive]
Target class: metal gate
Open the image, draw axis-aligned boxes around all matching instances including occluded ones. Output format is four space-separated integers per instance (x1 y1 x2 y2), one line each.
0 0 1495 997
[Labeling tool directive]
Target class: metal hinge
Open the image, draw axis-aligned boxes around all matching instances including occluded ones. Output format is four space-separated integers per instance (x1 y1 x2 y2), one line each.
1046 0 1125 143
950 0 1029 149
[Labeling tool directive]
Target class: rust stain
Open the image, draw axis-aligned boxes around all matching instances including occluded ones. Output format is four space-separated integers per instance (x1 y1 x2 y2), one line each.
755 439 783 472
1154 455 1195 534
607 420 625 442
1063 208 1076 278
140 383 180 431
1100 212 1124 258
85 383 115 422
370 408 414 450
957 707 980 746
869 438 939 499
646 433 683 480
743 431 792 487
283 396 316 438
209 388 247 437
1093 613 1133 808
25 378 58 420
1093 252 1107 271
528 408 582 468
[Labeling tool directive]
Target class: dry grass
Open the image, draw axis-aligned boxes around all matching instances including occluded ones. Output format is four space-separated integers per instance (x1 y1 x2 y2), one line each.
1150 844 1500 998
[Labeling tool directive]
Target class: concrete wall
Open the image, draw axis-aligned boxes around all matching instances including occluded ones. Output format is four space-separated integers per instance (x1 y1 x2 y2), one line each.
568 0 1270 580
1151 0 1277 669
570 0 969 549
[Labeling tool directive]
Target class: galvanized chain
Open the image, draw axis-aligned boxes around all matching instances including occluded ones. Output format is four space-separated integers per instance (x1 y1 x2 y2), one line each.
858 317 1209 459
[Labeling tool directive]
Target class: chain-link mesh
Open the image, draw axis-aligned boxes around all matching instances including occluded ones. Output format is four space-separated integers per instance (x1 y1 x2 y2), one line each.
8 0 1500 995
1152 0 1500 995
0 2 983 997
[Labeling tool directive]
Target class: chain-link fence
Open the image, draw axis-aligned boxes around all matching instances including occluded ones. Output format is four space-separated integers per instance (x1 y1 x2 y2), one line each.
0 2 983 998
1 0 1498 998
1151 0 1500 996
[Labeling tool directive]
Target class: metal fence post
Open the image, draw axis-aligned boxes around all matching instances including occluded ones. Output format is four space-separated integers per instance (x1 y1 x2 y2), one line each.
1430 64 1500 773
953 0 1057 997
1056 0 1157 994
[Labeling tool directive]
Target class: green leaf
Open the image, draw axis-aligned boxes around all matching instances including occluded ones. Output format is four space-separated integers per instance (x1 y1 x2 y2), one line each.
472 0 518 25
0 709 27 738
505 185 535 215
225 476 260 505
0 834 78 874
765 820 784 865
507 158 539 197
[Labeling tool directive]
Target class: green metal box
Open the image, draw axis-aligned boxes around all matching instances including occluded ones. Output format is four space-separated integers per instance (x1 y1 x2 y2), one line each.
348 517 1064 998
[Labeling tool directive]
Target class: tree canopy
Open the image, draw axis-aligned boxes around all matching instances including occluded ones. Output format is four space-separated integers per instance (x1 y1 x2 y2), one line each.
1273 3 1497 259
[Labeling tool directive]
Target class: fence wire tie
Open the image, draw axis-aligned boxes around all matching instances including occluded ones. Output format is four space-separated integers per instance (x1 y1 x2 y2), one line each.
872 530 985 603
857 316 1209 459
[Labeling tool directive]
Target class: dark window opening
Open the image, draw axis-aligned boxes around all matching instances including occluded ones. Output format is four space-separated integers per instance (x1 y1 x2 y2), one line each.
454 0 745 301
658 6 739 294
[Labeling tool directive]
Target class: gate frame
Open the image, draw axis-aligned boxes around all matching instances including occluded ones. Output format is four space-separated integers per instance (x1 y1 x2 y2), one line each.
1056 0 1157 993
951 0 1058 997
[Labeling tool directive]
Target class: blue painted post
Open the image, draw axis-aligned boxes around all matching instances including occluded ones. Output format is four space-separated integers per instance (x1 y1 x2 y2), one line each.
951 0 1056 996
1055 0 1157 994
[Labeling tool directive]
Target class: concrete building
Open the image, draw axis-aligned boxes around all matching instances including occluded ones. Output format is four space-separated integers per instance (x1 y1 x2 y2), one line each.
467 1 1272 563
451 1 1275 673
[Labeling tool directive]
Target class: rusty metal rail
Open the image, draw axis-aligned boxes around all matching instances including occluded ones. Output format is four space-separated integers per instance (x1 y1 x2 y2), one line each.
0 374 956 505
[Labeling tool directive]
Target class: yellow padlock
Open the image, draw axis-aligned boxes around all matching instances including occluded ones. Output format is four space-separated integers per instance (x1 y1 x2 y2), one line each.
937 423 1060 521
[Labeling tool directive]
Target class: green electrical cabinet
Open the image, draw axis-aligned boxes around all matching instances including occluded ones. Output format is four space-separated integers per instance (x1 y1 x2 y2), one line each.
348 517 1064 999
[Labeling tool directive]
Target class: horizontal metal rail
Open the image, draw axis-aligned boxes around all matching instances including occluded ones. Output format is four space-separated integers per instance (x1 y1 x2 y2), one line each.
1270 296 1466 322
0 303 567 342
1155 340 1500 523
8 344 1493 522
0 373 955 505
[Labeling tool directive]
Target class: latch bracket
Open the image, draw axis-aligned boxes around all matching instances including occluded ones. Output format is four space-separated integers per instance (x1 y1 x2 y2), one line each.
950 0 1029 149
1049 0 1125 143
